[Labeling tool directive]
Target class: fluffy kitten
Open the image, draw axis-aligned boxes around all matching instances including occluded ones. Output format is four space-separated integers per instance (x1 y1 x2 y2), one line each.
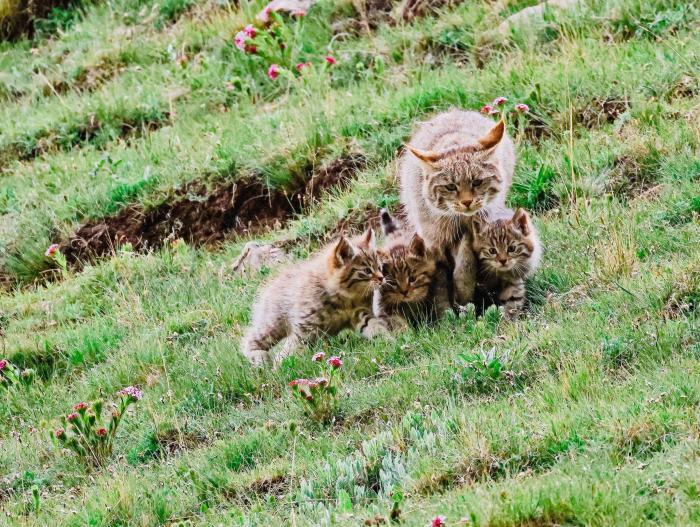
374 210 451 328
241 229 387 366
399 110 515 305
471 208 542 319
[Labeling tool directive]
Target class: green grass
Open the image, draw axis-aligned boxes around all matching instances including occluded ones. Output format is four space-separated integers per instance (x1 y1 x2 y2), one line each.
0 0 699 525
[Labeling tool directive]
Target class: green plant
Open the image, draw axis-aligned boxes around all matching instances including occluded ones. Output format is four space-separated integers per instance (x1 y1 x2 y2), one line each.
52 386 143 467
454 348 516 394
0 358 35 391
288 353 343 424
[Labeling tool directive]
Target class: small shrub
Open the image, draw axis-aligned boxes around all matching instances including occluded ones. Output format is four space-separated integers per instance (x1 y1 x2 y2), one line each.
289 353 343 424
52 386 143 467
454 347 518 394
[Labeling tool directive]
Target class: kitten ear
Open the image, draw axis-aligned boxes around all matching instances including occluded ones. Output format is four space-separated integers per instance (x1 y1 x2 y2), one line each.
477 119 506 151
331 236 354 268
512 208 531 235
357 228 376 250
380 209 397 236
406 144 441 170
409 234 426 258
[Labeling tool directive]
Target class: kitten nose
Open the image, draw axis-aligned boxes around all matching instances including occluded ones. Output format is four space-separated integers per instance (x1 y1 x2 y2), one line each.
461 198 473 207
498 257 508 265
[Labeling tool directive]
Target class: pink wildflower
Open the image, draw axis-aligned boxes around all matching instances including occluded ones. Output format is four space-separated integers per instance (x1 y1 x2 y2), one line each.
324 55 337 65
268 64 280 80
243 24 256 38
430 516 447 527
117 386 143 401
480 104 494 115
492 96 507 106
296 62 311 72
327 356 343 369
312 352 326 362
0 359 7 371
45 244 60 257
515 103 530 113
235 31 256 53
289 379 309 387
96 428 107 437
54 428 66 439
258 5 272 23
73 402 88 412
67 412 79 422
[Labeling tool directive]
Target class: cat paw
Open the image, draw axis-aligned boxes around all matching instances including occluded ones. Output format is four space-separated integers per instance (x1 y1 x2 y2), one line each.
243 349 268 368
362 318 392 339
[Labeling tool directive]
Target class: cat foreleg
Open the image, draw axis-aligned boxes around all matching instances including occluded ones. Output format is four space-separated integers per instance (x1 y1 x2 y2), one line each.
499 280 526 320
452 238 478 306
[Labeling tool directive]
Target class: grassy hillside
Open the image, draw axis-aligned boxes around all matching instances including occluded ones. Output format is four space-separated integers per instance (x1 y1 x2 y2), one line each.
0 0 698 525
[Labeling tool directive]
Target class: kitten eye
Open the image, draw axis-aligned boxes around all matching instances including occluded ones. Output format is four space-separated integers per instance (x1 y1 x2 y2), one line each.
488 248 497 255
508 244 517 252
445 184 457 192
472 180 483 188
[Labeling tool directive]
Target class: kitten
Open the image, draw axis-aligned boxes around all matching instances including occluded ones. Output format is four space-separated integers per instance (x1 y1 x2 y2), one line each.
241 229 387 366
374 210 451 328
471 208 542 319
399 110 515 305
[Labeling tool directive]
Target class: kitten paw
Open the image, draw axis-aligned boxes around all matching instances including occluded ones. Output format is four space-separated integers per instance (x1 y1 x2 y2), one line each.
242 349 268 368
362 318 392 339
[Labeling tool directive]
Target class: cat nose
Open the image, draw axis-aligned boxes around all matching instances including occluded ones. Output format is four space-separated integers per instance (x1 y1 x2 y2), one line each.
461 197 473 207
498 257 508 265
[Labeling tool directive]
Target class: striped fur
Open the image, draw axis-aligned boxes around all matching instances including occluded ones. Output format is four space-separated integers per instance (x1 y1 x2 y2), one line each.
241 229 387 366
471 207 542 319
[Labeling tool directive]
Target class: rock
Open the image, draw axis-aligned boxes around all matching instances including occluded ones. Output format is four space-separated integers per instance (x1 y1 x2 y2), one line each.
497 0 581 35
231 242 288 274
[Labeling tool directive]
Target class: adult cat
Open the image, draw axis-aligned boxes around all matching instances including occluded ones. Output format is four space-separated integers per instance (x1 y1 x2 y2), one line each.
399 110 515 304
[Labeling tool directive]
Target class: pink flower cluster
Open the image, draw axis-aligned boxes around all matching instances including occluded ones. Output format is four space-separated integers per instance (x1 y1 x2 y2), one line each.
235 24 258 54
45 244 60 257
73 402 88 412
480 96 529 115
327 356 342 369
431 516 447 527
117 386 143 401
0 359 7 371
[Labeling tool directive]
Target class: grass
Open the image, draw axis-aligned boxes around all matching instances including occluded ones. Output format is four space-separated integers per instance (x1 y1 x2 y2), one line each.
0 0 699 525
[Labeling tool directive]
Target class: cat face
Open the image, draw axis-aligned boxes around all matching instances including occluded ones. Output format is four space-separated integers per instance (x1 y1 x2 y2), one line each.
330 229 384 296
379 235 436 305
408 120 505 217
473 209 537 275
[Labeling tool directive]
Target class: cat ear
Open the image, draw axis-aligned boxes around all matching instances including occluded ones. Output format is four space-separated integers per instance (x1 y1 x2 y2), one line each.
477 119 505 151
512 208 531 235
409 234 426 258
357 228 376 250
331 236 354 268
406 145 441 170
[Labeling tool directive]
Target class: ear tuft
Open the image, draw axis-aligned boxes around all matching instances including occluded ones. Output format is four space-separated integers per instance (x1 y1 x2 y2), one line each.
409 234 426 257
478 119 505 151
331 237 354 268
358 228 376 249
512 208 531 235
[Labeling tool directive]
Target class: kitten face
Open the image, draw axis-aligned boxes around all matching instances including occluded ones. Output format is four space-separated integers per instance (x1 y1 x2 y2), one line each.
473 210 536 275
331 229 384 297
379 235 435 305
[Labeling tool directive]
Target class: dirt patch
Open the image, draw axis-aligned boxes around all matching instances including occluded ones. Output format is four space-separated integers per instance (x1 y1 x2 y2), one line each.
60 154 366 264
663 263 699 319
523 113 553 142
605 146 663 198
669 75 699 100
578 96 629 128
227 473 289 506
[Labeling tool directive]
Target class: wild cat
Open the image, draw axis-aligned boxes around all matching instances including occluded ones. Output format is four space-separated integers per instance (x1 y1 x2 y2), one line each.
472 207 542 319
399 110 515 305
374 210 452 329
241 229 388 366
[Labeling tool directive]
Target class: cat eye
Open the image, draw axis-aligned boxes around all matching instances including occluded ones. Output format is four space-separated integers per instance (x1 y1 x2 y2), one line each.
472 180 483 188
445 184 458 192
488 248 497 255
508 244 517 252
